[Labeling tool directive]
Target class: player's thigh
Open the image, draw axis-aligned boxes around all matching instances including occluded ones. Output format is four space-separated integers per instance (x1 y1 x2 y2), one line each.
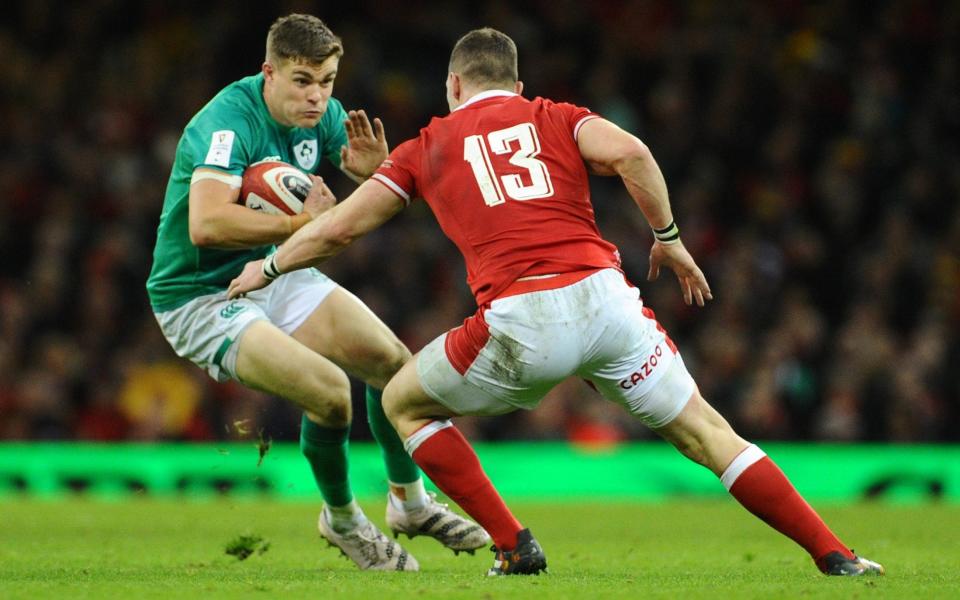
415 331 523 417
291 286 410 388
382 353 458 439
154 292 267 383
235 320 351 425
584 299 695 429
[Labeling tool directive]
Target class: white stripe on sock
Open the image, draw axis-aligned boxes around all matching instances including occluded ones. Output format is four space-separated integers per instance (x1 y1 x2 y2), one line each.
719 444 767 490
403 419 453 455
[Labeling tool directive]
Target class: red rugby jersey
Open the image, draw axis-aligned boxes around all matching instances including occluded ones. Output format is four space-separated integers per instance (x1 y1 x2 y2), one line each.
372 91 621 306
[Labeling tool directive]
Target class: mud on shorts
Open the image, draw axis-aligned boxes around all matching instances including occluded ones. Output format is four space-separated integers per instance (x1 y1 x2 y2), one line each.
153 268 337 382
416 268 696 428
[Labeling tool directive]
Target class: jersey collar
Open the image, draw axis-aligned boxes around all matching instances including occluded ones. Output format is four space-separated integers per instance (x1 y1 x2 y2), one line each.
453 90 519 112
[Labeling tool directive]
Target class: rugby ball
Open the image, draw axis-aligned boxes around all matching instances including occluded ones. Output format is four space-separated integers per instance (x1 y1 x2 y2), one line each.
239 161 312 215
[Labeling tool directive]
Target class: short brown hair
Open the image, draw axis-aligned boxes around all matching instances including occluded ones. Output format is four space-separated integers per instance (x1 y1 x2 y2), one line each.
266 14 343 65
449 28 518 87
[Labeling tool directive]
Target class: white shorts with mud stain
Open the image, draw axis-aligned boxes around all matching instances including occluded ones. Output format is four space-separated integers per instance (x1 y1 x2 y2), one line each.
416 268 696 428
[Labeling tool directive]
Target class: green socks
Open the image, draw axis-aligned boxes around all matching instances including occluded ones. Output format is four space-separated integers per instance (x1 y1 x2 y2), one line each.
300 388 425 517
366 386 421 484
299 414 353 507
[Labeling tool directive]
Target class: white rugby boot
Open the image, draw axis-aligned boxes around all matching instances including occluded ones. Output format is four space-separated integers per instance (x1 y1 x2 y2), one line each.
317 507 418 571
385 491 491 555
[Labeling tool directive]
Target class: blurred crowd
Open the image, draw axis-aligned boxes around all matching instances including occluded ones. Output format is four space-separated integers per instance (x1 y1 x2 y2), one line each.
1 1 957 444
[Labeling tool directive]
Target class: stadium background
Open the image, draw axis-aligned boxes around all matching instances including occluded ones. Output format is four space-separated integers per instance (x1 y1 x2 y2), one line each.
1 1 957 457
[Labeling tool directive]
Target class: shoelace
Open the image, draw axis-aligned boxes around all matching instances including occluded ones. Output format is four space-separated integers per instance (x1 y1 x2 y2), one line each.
354 522 388 544
424 491 448 510
350 522 396 564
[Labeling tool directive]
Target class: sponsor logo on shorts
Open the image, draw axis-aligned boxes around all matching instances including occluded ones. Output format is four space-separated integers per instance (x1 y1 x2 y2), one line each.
219 302 247 320
618 344 665 389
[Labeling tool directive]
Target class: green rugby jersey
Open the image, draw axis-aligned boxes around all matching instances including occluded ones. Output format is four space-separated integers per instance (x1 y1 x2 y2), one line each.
146 73 348 312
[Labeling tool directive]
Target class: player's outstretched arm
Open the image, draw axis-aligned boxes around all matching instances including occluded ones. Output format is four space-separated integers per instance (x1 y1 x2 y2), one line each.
226 179 404 298
577 118 712 306
340 109 389 181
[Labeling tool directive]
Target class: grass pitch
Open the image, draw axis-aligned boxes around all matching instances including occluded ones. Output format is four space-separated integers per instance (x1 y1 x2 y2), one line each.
0 497 955 599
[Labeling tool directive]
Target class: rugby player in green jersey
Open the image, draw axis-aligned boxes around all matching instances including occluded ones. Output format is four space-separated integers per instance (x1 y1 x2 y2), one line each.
146 14 488 571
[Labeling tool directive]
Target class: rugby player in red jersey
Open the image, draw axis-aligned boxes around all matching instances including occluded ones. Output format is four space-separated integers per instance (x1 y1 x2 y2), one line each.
228 27 883 578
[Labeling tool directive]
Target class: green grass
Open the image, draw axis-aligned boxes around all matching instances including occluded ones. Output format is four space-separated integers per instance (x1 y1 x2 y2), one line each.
0 497 955 599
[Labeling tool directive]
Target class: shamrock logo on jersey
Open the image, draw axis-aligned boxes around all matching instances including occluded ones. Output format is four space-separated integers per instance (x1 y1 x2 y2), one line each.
293 139 318 170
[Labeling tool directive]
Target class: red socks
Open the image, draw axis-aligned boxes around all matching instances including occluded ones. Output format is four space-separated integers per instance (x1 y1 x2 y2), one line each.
405 425 851 567
721 445 854 570
404 420 523 550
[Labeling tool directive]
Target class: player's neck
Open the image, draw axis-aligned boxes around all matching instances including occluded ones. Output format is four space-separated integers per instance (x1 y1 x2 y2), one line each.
454 86 519 111
261 86 294 130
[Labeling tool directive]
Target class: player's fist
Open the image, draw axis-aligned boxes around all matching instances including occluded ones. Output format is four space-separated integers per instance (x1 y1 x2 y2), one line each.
302 175 336 219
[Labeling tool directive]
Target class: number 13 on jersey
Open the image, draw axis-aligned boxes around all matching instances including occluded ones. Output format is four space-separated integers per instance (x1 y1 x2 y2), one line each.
463 122 555 206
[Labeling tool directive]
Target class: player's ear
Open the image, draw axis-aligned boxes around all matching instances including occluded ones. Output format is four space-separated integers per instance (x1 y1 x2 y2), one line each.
514 80 523 95
262 61 274 81
448 72 461 100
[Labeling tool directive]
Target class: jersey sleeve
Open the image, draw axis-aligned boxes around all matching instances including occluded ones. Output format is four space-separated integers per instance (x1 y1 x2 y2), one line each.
320 97 348 169
181 108 255 176
552 100 601 142
370 138 420 206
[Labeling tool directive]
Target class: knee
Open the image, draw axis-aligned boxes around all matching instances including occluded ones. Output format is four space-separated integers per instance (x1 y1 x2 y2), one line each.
305 369 352 428
381 380 403 429
672 435 710 469
660 392 741 473
367 340 411 389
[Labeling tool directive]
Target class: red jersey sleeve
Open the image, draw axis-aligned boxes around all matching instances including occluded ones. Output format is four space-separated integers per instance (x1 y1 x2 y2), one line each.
546 99 601 142
371 138 421 206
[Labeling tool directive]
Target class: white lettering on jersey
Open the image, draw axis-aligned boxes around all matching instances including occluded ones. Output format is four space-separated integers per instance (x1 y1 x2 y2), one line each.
293 139 318 170
205 130 235 167
463 123 554 206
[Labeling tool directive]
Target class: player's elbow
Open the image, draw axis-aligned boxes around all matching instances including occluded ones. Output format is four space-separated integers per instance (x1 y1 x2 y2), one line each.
190 223 215 248
611 137 653 176
188 216 226 247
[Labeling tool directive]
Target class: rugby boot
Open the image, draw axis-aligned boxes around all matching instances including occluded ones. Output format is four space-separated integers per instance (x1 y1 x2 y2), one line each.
317 507 418 571
820 551 885 576
386 491 491 555
487 528 548 576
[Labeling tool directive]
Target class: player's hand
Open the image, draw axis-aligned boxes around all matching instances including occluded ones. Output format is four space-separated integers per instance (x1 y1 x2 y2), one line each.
648 240 713 307
303 175 336 219
227 259 270 299
340 109 388 178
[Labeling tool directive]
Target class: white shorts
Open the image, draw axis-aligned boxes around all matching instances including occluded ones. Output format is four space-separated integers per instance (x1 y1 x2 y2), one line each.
154 268 337 382
416 268 696 428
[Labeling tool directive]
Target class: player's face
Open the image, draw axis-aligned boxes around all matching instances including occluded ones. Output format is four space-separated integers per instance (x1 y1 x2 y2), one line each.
264 55 339 128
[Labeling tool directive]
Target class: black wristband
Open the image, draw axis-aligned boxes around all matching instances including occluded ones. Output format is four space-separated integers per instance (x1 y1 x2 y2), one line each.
262 254 283 280
652 221 680 244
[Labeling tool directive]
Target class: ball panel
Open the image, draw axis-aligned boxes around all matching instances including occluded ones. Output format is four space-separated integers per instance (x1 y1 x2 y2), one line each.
243 192 287 216
239 161 311 216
